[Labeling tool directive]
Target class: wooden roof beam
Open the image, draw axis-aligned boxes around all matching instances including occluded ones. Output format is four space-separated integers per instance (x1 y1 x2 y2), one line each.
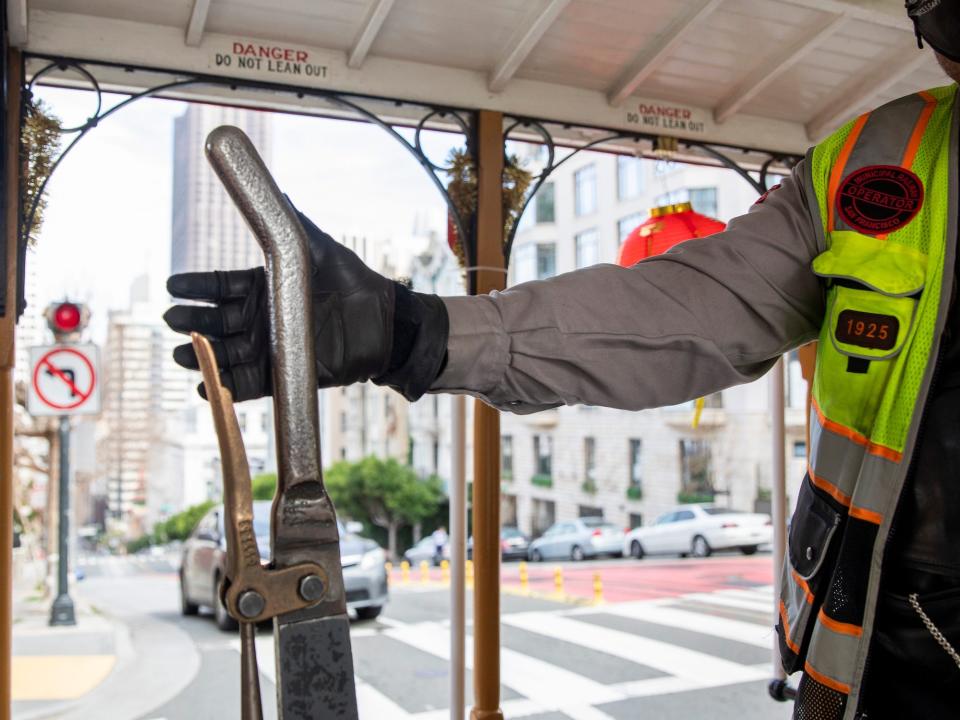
347 0 396 70
7 0 28 48
805 44 929 140
714 13 848 124
606 0 724 108
488 0 572 93
185 0 211 47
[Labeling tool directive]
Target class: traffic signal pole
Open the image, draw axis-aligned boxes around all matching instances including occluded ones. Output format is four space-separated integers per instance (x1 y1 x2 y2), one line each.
49 416 75 625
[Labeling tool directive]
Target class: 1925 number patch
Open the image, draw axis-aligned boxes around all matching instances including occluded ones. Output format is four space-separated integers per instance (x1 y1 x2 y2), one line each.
836 310 898 351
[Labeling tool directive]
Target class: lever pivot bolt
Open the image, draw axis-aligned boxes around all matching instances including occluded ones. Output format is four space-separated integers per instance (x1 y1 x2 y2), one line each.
299 574 325 602
237 589 266 619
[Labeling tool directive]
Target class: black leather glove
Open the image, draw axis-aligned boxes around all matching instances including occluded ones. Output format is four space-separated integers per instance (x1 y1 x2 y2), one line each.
164 210 449 402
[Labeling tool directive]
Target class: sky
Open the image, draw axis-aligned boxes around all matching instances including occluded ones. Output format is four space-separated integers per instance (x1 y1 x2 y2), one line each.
29 85 459 342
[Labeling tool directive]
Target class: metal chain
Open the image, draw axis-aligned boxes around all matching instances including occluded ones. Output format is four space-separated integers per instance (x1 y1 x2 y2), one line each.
908 592 960 670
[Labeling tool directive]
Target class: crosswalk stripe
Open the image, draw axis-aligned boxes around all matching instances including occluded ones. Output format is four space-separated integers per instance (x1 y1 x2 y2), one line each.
598 603 774 648
384 621 626 710
503 612 765 685
676 592 773 613
356 676 414 718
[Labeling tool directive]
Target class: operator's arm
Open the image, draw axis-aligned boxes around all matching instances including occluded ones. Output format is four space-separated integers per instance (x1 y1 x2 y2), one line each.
164 160 824 413
432 159 825 413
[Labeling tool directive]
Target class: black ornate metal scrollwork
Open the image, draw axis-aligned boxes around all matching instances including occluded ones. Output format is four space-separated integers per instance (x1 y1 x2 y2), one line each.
19 55 477 273
502 113 801 265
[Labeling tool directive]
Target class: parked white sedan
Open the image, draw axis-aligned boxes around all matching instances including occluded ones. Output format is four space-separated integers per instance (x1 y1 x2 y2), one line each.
624 505 772 559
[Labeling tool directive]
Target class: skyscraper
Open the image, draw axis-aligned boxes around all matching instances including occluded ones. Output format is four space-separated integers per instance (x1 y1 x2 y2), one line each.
170 105 271 275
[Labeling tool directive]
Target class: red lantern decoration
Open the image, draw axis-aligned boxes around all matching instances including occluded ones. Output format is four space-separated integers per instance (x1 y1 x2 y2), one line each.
617 202 726 267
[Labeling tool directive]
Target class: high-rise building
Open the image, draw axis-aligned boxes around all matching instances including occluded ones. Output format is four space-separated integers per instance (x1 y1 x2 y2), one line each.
99 276 191 535
170 104 271 276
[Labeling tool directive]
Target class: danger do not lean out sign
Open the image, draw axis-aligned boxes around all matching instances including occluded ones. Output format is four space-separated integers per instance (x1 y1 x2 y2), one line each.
27 344 102 417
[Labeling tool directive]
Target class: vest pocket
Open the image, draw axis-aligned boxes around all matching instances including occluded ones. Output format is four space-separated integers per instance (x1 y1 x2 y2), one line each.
778 474 844 673
812 233 926 436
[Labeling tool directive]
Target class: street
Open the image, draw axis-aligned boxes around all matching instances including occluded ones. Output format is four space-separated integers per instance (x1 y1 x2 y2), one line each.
12 551 795 720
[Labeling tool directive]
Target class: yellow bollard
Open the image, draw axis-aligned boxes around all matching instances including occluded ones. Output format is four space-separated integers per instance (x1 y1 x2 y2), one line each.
593 572 604 605
385 561 393 585
401 560 410 584
519 561 529 595
554 566 564 596
420 560 430 584
466 559 474 588
441 559 450 583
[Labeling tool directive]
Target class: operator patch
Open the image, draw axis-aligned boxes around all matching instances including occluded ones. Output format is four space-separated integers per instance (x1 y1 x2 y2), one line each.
836 165 923 235
835 309 898 351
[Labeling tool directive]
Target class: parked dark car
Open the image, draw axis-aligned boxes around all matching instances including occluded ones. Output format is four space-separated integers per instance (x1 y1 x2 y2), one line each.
466 526 530 561
180 501 388 630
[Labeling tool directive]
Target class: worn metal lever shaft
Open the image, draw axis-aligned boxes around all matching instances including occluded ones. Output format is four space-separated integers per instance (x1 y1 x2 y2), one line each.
204 126 357 720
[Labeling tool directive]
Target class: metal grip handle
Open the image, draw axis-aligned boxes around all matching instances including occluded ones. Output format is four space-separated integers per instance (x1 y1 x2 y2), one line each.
204 125 321 488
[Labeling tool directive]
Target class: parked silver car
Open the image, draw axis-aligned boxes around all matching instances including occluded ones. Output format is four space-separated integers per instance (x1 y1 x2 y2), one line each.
180 501 388 630
528 517 624 561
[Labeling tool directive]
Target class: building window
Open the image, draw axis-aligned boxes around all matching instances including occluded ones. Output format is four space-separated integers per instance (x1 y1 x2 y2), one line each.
578 505 603 518
617 156 645 200
514 243 556 283
575 230 599 269
533 434 553 478
629 439 642 488
793 440 807 458
340 411 347 432
629 513 643 529
574 164 597 216
537 244 557 279
584 437 596 483
617 212 645 246
238 412 247 433
654 187 719 219
261 412 270 432
501 435 514 480
535 183 555 223
680 439 713 497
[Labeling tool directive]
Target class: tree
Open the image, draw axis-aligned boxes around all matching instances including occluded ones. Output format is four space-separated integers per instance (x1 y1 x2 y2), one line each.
325 457 444 560
251 472 277 500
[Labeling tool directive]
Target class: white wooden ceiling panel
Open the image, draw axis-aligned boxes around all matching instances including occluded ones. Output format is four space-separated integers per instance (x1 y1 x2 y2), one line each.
204 0 367 50
368 0 522 71
32 0 193 29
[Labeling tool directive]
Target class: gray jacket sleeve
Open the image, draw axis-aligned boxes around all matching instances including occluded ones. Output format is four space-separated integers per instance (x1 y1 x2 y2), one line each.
431 158 826 414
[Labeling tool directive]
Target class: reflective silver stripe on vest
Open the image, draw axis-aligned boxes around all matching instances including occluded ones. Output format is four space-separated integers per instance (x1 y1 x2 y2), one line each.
808 619 859 691
809 408 866 504
848 452 902 523
832 93 930 233
780 560 814 653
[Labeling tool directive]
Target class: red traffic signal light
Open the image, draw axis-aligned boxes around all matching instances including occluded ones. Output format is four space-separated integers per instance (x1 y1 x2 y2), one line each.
52 303 82 333
45 301 89 341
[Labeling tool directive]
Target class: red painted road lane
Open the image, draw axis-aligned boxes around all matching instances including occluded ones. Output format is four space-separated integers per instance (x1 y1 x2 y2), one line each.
390 556 774 604
506 557 774 603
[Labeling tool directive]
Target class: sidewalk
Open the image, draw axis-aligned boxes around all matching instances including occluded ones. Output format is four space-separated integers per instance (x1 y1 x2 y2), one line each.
12 583 119 720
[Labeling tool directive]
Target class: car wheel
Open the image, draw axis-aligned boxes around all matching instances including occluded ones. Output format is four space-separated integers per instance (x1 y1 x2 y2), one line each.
571 545 585 562
740 545 759 556
530 549 543 562
691 535 712 558
180 571 199 616
213 573 238 632
355 606 383 621
630 540 645 559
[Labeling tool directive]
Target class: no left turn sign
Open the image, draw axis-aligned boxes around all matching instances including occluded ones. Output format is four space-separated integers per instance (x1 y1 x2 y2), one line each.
28 344 102 416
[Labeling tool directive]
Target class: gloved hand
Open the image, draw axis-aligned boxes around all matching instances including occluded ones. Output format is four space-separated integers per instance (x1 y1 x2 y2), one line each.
164 210 449 402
